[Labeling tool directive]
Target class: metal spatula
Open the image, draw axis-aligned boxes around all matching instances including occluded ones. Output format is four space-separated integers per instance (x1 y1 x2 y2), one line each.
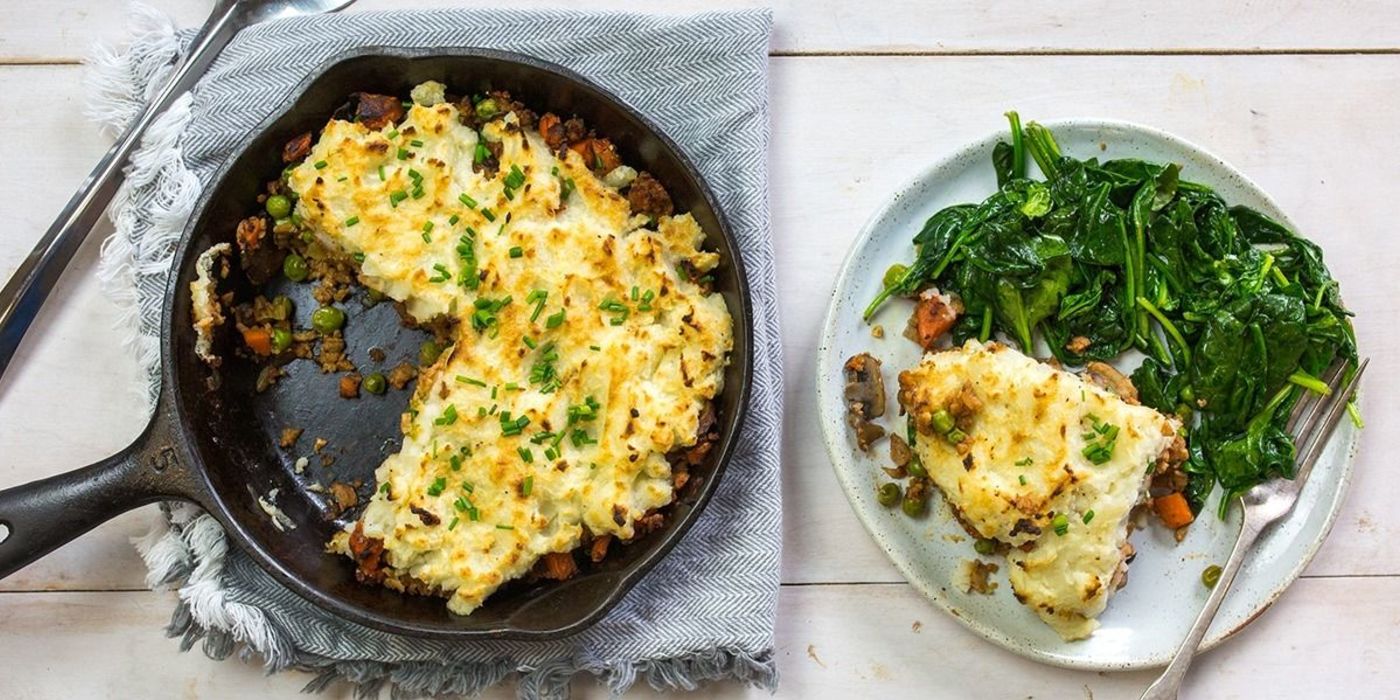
0 0 354 385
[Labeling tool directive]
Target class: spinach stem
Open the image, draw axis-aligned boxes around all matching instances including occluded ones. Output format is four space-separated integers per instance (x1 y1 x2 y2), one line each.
978 306 993 342
1136 296 1192 365
1023 122 1062 178
862 286 896 321
1347 401 1365 429
1287 369 1332 396
1271 266 1290 288
1005 111 1025 180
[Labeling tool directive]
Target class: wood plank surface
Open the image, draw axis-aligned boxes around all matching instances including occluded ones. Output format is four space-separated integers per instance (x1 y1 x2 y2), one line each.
2 0 1399 63
2 578 1396 697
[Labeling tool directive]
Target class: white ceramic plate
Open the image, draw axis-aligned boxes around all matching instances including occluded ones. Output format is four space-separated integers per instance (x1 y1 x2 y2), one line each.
816 119 1360 670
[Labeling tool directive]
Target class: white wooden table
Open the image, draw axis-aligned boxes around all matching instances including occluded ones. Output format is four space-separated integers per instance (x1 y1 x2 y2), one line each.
2 2 1398 697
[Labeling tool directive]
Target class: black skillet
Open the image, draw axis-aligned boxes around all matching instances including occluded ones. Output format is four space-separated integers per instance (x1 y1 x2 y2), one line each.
0 47 753 639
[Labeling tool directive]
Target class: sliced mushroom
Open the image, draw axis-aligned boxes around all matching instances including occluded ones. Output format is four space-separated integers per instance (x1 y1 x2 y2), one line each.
1083 362 1139 404
843 353 887 451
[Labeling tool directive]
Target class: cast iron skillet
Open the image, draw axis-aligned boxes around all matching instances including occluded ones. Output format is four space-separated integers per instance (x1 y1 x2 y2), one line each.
0 47 753 639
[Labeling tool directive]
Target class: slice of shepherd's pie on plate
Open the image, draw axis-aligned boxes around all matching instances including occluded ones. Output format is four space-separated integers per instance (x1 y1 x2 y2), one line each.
898 340 1186 639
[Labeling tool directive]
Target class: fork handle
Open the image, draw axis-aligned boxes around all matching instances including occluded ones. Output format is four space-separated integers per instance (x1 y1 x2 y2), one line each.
1140 501 1265 700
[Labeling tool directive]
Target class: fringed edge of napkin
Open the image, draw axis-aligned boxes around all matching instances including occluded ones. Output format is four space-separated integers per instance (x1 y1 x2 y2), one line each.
132 503 776 698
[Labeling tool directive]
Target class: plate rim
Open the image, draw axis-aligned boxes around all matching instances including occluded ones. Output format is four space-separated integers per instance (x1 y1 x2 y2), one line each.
815 117 1361 670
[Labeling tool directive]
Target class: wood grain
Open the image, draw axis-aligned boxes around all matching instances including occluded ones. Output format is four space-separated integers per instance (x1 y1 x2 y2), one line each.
2 0 1398 63
1 578 1397 698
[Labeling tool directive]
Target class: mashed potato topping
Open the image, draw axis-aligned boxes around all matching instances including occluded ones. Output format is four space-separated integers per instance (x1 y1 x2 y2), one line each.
287 85 732 615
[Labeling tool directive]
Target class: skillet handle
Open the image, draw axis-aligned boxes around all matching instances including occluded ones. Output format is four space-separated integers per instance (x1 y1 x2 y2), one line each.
0 421 197 580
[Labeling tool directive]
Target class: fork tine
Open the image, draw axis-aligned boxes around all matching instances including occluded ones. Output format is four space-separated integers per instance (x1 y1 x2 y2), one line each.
1291 358 1367 485
1286 361 1346 436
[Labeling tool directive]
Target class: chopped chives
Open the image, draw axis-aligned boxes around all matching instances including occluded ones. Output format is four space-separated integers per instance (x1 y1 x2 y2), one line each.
523 336 537 349
397 147 410 160
631 286 639 301
410 139 424 147
504 382 522 391
1018 474 1028 485
389 190 408 206
434 405 458 425
423 221 435 233
429 263 451 283
491 386 498 399
1083 510 1096 525
504 165 526 190
352 252 366 263
344 216 360 227
336 175 348 182
449 214 460 225
509 246 523 258
518 447 534 463
379 482 390 493
426 477 447 496
456 375 486 387
521 475 534 496
447 517 459 530
481 208 497 222
1052 513 1069 536
496 524 514 530
386 129 399 139
422 231 432 243
378 165 386 181
459 193 478 208
313 160 327 169
589 345 601 351
545 309 565 329
544 447 558 461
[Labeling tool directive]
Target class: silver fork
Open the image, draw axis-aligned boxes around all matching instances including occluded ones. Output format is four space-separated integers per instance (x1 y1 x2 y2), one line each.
1141 357 1368 700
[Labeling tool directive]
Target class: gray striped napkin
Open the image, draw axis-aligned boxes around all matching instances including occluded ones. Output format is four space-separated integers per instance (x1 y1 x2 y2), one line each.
91 6 779 698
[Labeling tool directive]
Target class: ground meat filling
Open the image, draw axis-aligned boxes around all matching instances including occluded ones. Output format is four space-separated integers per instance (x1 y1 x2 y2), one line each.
627 172 674 218
282 132 312 163
352 92 404 130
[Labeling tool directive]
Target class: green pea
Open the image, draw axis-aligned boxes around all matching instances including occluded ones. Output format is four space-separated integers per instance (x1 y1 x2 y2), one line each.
905 456 928 479
901 494 926 518
876 482 901 507
1202 564 1222 589
362 372 387 395
419 339 443 366
311 305 345 333
282 253 309 282
945 428 969 445
882 263 909 290
931 408 956 434
271 328 293 353
265 194 292 219
974 538 997 556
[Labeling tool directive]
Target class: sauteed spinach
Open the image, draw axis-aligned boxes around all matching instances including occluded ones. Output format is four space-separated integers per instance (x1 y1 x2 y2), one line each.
866 114 1359 516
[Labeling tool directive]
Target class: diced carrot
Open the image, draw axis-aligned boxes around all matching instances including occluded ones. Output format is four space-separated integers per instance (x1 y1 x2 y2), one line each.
537 552 578 580
1153 492 1195 529
242 327 273 355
